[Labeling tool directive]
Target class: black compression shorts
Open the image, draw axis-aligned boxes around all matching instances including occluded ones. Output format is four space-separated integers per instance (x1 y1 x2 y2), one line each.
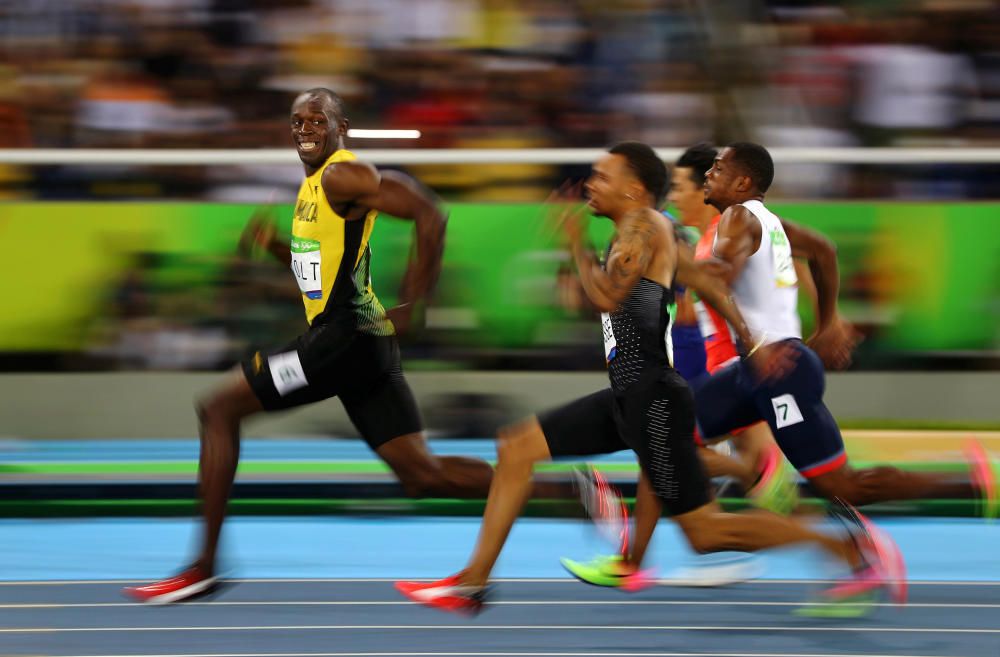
241 324 422 450
539 372 711 516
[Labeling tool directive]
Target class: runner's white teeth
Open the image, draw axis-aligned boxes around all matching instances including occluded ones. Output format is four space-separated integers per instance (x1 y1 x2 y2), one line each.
300 142 318 151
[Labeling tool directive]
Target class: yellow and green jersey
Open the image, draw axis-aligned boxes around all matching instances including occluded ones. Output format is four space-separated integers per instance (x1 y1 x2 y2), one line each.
290 149 393 335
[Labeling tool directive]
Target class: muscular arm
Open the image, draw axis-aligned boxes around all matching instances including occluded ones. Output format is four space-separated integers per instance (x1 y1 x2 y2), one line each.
571 209 658 313
781 219 839 331
710 205 761 285
322 161 447 306
675 246 755 356
238 211 292 267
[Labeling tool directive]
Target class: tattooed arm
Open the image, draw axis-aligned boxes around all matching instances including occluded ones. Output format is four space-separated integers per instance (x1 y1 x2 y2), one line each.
571 208 658 313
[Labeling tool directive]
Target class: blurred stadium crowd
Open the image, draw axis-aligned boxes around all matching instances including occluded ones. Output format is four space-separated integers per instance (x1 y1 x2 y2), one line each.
0 0 997 374
1 0 999 200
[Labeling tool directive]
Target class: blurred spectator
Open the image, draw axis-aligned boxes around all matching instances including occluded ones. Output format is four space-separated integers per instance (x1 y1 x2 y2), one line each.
0 65 31 198
0 1 997 200
850 15 978 146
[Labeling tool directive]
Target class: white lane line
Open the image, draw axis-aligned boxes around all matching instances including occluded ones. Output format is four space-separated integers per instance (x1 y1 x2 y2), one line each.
43 652 986 657
1 578 998 586
1 625 997 634
50 652 985 657
0 600 996 609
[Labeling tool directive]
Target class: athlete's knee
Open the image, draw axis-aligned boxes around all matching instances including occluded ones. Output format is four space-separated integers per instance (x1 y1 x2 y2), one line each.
841 466 900 505
496 416 550 467
195 393 243 436
195 400 209 426
397 466 445 498
806 470 848 501
495 431 540 475
196 396 224 427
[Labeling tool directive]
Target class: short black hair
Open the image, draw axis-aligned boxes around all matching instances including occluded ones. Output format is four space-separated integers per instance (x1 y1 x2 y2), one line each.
725 142 774 193
608 141 668 206
675 142 718 187
301 87 346 120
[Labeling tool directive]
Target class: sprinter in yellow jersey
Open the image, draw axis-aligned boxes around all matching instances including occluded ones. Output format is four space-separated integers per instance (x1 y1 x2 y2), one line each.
124 88 496 604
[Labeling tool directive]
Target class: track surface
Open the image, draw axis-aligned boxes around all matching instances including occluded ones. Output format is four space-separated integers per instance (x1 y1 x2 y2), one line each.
1 516 998 657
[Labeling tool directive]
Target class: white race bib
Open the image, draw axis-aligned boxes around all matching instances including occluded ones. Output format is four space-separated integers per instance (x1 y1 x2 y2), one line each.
601 312 617 363
771 394 805 429
291 236 322 299
769 229 798 289
269 350 308 396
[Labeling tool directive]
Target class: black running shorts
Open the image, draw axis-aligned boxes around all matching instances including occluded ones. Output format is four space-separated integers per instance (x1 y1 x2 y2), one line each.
539 372 711 516
242 324 422 449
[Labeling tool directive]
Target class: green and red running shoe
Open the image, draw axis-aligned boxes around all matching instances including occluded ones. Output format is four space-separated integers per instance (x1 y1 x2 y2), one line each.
559 554 657 592
799 498 907 618
563 465 654 591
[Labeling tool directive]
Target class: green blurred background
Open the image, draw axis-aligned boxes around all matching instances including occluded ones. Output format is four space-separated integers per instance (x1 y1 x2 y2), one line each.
1 201 996 370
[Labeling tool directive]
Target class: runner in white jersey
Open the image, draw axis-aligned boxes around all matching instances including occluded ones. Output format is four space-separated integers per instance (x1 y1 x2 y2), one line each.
670 144 798 517
724 199 801 345
695 142 995 514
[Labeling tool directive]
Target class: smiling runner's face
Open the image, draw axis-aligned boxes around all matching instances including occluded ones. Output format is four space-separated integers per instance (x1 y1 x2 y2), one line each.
290 94 345 171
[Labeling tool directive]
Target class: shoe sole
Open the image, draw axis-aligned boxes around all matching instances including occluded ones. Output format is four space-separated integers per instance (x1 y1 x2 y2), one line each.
126 576 220 605
395 579 491 615
560 557 626 589
795 592 877 618
560 557 656 592
839 502 908 605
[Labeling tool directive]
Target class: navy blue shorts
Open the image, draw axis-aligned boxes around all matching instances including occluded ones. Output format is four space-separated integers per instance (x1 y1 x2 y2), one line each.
693 340 846 478
671 323 708 385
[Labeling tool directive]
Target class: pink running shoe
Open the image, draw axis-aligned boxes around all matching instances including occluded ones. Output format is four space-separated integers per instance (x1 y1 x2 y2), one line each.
122 566 218 605
827 499 907 605
573 465 630 556
395 574 491 616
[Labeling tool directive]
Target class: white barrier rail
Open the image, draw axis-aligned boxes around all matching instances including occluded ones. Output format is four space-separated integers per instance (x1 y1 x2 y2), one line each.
1 147 1000 166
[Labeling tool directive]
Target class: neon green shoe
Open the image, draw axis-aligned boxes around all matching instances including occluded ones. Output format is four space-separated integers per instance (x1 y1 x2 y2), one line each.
794 591 878 618
749 445 799 516
560 554 656 592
